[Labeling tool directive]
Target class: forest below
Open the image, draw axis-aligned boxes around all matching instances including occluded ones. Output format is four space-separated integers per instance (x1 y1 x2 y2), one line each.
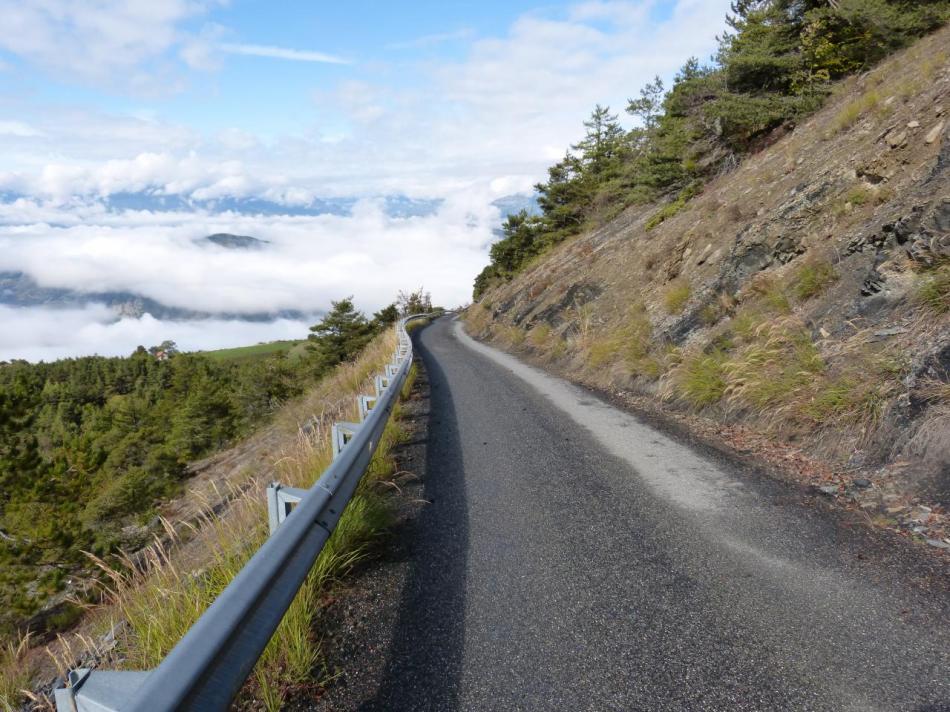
0 294 427 638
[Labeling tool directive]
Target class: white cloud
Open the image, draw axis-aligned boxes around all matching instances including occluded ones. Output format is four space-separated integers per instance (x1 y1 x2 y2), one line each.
386 29 474 51
219 43 349 64
0 1 733 201
0 196 494 319
0 0 220 90
0 121 43 138
0 0 739 362
0 304 316 362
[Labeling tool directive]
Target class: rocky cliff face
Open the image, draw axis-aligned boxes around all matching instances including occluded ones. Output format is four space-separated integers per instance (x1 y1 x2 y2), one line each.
467 28 950 530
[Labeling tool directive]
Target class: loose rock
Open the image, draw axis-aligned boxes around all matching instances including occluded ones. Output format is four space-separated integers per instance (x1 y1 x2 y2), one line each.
886 130 908 148
925 121 945 144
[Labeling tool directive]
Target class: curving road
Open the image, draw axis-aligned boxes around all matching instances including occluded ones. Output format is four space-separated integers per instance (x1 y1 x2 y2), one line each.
361 316 949 712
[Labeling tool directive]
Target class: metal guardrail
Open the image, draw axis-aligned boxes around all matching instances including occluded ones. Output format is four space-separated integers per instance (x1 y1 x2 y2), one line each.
54 315 427 712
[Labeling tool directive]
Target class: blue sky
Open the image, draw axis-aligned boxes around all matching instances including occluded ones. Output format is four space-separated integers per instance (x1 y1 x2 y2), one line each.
0 0 731 198
0 0 733 359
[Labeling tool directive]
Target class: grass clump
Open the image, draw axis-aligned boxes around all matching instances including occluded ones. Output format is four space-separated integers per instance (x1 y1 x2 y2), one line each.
792 259 838 301
831 89 882 133
645 182 702 231
503 325 526 347
916 263 950 314
528 323 552 348
670 350 728 406
724 320 824 410
800 352 903 426
588 338 622 368
618 305 665 378
745 274 791 315
464 303 492 334
663 279 691 314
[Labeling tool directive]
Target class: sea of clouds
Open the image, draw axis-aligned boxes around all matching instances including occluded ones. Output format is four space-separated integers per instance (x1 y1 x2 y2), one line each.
0 194 497 362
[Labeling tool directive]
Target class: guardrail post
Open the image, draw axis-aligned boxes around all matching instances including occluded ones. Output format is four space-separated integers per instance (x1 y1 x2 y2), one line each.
54 668 151 712
331 422 361 460
266 483 309 535
358 394 378 421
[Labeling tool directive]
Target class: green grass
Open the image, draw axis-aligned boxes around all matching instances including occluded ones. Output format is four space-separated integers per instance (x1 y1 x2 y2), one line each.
645 182 702 231
672 350 728 406
528 323 552 348
202 340 306 363
724 324 824 409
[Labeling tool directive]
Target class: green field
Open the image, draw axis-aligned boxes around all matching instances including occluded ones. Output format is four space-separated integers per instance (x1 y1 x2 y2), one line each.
201 339 309 363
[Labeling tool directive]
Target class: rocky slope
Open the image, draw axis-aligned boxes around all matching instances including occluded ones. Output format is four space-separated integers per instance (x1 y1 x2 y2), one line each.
467 27 950 546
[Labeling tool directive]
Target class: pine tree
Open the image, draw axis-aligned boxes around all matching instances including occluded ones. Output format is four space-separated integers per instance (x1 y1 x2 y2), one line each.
573 104 628 182
307 297 373 371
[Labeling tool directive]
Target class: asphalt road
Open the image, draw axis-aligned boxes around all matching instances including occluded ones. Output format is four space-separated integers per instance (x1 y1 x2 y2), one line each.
364 316 950 712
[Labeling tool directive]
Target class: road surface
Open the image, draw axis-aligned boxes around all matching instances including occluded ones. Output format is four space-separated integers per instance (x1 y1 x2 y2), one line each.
362 316 949 712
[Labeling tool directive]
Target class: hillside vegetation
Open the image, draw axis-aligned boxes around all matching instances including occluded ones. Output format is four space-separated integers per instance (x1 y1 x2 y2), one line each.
468 8 950 529
0 297 402 638
475 0 950 297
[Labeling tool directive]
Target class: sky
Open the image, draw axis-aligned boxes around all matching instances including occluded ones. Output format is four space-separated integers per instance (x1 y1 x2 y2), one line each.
0 0 732 361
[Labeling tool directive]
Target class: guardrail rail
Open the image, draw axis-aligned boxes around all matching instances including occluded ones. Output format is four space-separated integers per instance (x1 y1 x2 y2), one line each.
54 315 429 712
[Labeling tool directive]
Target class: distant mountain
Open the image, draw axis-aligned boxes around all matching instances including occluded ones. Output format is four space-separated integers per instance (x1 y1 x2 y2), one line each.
491 193 541 219
0 191 446 220
202 233 269 249
0 189 534 223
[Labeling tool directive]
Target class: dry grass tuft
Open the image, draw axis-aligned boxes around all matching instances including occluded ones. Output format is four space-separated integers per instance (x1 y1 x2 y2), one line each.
791 258 839 301
662 279 691 314
464 303 492 334
528 323 552 348
666 349 728 406
831 89 882 133
916 263 950 314
0 632 34 712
